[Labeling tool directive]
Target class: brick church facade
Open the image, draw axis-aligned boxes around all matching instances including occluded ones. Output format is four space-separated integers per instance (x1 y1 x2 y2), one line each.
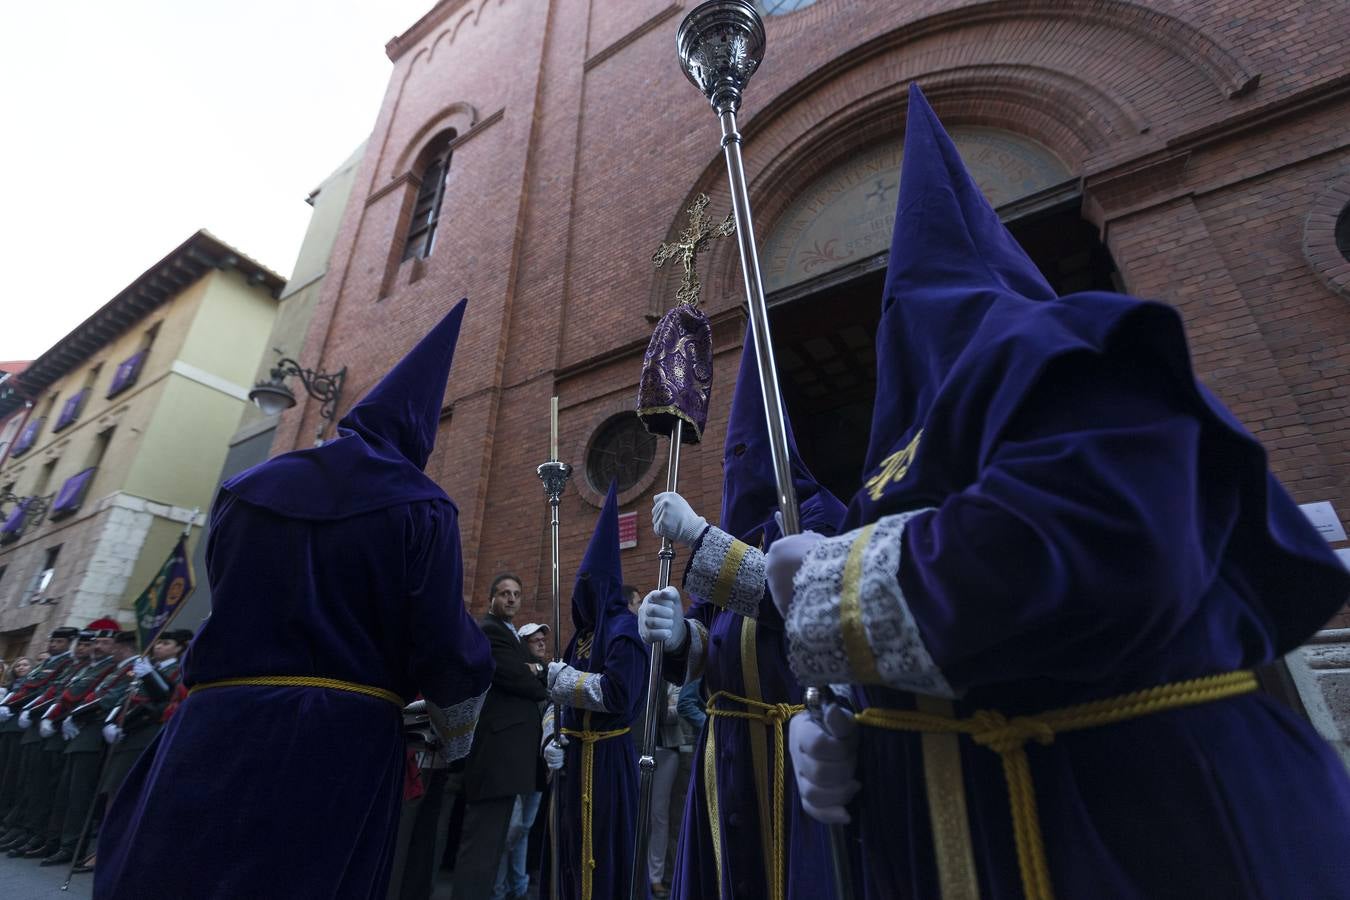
272 1 1350 751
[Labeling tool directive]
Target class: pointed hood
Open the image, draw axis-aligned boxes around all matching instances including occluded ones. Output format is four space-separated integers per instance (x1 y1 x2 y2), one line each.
851 83 1347 653
223 299 468 520
721 324 845 547
567 482 630 672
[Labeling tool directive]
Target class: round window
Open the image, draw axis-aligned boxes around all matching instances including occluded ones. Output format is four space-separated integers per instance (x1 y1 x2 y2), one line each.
756 0 819 14
1335 204 1350 264
585 414 658 494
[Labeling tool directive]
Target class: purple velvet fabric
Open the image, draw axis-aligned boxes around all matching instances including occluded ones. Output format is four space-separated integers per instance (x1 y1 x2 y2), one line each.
637 303 713 443
51 467 95 515
556 483 650 900
107 350 146 398
10 417 42 457
1 498 30 535
94 495 493 900
669 331 847 899
826 84 1350 899
53 389 88 431
223 298 468 520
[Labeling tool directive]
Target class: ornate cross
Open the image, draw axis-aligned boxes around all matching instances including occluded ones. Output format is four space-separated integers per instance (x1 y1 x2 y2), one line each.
653 193 735 306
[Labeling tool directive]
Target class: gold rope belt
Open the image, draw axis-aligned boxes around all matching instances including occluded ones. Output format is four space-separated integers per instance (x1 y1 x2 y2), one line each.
189 675 403 709
706 690 804 900
855 670 1259 900
561 724 631 900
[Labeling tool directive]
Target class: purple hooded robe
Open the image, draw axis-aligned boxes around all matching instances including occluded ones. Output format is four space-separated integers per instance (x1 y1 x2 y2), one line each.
783 84 1350 900
95 300 494 900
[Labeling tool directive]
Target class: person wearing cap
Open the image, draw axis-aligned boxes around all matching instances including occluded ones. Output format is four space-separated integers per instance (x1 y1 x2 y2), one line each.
543 483 649 900
94 300 494 900
767 85 1350 899
454 574 547 899
518 621 551 672
0 626 79 852
33 619 121 866
637 327 847 900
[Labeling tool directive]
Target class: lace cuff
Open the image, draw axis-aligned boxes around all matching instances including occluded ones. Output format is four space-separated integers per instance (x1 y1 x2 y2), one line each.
684 525 766 618
549 664 609 712
682 618 708 683
786 509 955 698
438 689 487 762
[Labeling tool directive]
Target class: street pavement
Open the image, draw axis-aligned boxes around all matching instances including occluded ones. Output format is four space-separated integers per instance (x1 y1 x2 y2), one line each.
0 855 93 898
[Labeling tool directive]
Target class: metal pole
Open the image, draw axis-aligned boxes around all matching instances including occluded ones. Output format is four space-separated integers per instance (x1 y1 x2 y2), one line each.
537 459 572 900
677 4 853 897
629 420 683 900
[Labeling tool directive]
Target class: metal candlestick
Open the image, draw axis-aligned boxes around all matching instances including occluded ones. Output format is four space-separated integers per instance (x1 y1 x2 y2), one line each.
537 458 572 900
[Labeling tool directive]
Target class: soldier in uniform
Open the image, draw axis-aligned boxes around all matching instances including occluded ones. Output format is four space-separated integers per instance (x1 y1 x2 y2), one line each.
0 656 35 817
1 625 84 858
34 618 122 866
0 628 78 842
98 629 192 806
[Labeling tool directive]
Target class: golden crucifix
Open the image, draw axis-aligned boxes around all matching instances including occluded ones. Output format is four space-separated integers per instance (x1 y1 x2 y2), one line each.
652 193 735 306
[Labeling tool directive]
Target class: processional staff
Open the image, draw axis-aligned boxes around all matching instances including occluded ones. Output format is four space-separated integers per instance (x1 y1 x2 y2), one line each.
536 399 572 900
629 193 733 899
675 3 856 897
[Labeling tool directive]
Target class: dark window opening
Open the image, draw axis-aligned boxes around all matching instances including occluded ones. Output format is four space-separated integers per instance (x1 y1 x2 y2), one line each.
402 132 455 262
25 545 60 605
769 203 1119 503
1335 204 1350 264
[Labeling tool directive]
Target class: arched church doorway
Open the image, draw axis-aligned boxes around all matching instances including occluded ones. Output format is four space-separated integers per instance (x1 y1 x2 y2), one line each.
761 129 1120 501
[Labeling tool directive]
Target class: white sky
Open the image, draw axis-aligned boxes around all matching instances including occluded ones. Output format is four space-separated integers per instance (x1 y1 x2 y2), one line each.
0 0 437 361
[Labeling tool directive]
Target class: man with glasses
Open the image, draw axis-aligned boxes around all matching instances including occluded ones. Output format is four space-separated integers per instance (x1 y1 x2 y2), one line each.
455 574 548 899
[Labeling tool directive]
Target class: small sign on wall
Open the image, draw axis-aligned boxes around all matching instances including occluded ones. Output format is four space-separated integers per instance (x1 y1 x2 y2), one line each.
1299 501 1347 543
618 511 638 550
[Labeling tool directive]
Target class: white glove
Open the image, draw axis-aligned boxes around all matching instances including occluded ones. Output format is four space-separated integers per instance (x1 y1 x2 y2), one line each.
547 661 567 692
102 723 122 745
39 718 55 739
765 526 826 620
132 657 154 678
18 710 32 730
637 586 687 651
62 719 79 741
652 492 707 546
789 705 860 825
0 706 12 722
543 734 567 771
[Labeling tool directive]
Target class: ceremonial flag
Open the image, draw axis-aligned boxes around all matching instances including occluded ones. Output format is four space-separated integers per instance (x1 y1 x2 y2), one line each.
134 535 195 649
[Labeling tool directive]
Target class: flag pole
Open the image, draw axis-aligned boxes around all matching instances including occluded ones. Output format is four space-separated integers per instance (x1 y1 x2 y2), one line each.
537 402 572 900
677 3 854 897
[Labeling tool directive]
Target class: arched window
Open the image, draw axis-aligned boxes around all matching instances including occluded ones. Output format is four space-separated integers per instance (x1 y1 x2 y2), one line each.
402 131 455 262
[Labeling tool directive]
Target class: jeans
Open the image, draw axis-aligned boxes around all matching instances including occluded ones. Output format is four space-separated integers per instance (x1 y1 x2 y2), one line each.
492 791 542 899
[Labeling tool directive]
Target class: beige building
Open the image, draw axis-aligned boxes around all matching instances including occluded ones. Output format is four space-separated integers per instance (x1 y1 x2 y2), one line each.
0 232 284 659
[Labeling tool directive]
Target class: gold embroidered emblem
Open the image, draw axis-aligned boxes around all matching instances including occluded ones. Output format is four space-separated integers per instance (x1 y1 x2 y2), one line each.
575 632 594 662
864 429 923 501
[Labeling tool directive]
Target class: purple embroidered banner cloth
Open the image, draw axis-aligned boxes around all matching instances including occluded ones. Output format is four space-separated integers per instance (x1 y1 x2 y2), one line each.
51 467 95 516
1 499 30 535
636 304 712 444
10 418 43 457
54 389 88 431
108 351 147 397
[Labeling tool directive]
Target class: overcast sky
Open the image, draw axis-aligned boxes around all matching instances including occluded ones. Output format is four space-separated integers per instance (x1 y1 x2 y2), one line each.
0 0 437 361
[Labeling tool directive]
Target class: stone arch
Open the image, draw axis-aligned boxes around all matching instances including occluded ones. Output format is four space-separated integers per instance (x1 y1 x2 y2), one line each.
392 102 480 178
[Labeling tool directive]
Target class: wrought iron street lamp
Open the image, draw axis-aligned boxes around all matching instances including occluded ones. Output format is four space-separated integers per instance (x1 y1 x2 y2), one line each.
248 357 346 437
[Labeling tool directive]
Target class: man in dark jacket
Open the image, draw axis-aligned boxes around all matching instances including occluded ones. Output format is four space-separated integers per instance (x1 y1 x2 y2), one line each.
454 573 548 898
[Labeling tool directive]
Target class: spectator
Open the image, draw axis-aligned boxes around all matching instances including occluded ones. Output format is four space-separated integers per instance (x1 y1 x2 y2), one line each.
667 676 704 874
646 681 686 898
454 574 547 899
490 621 550 900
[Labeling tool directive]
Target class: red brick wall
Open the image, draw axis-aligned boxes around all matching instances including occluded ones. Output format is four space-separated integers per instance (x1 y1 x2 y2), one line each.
275 0 1350 634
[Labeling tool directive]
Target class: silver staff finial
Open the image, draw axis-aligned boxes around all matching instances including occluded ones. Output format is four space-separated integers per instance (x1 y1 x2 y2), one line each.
677 0 765 114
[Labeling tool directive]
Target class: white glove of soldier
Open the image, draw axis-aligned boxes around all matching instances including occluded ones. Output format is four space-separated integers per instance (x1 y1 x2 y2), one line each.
39 718 55 739
765 520 826 620
651 492 707 546
18 710 32 730
543 734 567 771
637 586 687 651
132 656 154 678
62 718 79 741
102 723 122 745
0 706 12 723
789 704 860 825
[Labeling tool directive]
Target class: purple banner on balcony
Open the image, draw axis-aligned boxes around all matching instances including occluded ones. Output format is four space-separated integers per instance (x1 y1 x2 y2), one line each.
1 498 31 536
53 389 89 432
51 468 95 517
108 351 147 398
10 418 44 457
